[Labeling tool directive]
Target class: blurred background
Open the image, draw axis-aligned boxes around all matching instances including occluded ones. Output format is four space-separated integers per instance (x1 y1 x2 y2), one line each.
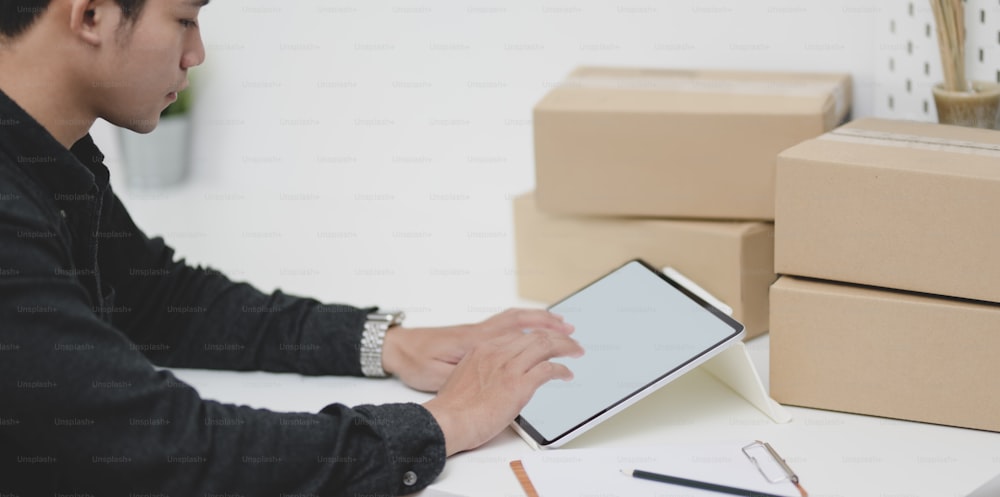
90 0 1000 327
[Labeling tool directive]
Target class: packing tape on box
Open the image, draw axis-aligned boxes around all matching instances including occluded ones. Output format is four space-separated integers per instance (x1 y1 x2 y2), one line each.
821 127 1000 157
559 74 849 128
560 75 840 97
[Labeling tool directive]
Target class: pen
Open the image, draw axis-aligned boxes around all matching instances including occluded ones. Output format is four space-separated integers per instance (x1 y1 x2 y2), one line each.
621 468 789 497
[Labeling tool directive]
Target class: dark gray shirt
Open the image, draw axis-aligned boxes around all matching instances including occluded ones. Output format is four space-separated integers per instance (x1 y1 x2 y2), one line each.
0 88 445 496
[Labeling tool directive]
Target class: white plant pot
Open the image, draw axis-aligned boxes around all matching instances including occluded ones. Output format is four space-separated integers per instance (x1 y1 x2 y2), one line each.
118 115 191 188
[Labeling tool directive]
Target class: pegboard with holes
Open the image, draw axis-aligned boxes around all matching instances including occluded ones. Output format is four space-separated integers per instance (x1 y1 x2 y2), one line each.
875 0 1000 121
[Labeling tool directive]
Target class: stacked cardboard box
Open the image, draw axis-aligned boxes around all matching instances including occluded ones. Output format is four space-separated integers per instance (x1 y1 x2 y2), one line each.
514 67 852 339
771 117 1000 431
513 193 775 336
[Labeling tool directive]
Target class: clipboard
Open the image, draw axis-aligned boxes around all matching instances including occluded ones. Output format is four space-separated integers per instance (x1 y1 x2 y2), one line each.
510 440 808 497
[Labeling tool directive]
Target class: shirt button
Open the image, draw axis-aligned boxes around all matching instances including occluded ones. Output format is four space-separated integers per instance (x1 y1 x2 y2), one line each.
402 471 418 486
59 209 67 219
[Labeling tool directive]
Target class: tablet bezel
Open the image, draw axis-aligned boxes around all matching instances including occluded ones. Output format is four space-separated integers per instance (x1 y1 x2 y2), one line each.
511 258 746 449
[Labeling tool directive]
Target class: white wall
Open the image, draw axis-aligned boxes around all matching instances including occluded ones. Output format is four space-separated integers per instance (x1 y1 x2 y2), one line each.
874 0 1000 121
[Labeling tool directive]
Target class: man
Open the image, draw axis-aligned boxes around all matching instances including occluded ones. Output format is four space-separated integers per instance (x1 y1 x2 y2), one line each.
0 0 584 495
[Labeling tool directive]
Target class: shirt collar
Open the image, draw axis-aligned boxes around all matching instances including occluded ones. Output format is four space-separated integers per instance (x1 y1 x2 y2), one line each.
0 87 109 195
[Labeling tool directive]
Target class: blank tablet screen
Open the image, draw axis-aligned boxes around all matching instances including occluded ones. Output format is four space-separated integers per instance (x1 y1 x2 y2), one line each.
516 259 743 445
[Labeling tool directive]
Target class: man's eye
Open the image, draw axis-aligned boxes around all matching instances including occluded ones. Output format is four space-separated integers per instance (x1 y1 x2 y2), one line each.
180 19 198 29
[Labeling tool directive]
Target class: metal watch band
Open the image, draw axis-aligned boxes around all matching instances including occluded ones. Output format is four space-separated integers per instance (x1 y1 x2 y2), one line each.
359 310 404 377
360 319 390 377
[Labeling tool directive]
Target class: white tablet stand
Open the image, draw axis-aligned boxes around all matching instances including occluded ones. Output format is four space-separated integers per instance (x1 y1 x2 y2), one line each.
513 267 792 451
662 267 791 424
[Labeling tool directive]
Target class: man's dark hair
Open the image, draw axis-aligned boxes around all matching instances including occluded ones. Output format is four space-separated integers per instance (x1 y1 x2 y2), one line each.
0 0 149 39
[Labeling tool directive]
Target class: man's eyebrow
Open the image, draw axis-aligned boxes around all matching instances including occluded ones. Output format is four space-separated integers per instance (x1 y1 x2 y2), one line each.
188 0 210 6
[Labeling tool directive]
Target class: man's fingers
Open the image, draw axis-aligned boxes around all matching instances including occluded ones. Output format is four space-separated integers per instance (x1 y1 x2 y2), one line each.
523 361 574 394
515 309 575 334
495 308 575 335
508 330 584 375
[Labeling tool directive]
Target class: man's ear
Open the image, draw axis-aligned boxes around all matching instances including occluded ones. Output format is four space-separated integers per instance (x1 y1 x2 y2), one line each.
68 0 113 47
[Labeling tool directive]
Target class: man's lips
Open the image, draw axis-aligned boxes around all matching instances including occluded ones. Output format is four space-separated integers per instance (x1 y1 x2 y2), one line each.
167 79 189 100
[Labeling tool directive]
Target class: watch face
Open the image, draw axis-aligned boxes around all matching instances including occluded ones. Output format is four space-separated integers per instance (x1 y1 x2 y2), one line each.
369 310 405 325
390 311 405 325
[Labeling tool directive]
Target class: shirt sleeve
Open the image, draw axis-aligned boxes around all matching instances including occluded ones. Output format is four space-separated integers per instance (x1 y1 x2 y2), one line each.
0 179 446 496
97 188 373 376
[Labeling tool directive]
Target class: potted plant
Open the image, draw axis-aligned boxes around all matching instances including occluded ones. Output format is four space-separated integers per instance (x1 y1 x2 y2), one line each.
118 82 194 188
929 0 1000 129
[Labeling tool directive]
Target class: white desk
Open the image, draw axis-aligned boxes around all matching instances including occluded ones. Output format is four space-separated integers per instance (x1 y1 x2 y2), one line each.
171 333 1000 497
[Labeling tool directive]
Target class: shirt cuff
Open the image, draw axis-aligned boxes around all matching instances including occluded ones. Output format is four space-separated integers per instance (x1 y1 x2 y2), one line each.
345 403 447 494
297 303 375 376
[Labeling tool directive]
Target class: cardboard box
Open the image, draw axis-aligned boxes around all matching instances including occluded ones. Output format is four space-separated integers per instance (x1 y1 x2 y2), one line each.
534 67 851 220
770 276 1000 432
775 117 1000 304
512 192 775 338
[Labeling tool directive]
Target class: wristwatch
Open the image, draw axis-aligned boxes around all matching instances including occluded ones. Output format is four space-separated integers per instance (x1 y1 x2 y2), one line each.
360 309 405 377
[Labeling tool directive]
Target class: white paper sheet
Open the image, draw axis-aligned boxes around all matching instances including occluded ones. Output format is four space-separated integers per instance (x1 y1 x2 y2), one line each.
519 441 803 497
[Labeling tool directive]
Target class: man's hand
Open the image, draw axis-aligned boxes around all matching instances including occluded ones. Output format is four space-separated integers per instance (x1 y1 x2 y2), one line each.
381 308 575 392
421 328 584 456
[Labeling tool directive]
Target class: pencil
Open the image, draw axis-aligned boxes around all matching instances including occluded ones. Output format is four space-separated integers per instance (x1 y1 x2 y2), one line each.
622 468 789 497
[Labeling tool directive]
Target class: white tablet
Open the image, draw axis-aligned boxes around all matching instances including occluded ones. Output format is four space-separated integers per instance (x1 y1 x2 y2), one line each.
512 259 745 449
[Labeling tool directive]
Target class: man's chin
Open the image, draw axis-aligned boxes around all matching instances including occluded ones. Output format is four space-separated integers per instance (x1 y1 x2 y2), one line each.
117 116 161 134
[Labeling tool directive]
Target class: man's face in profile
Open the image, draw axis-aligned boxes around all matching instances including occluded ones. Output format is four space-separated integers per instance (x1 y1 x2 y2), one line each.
90 0 206 134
